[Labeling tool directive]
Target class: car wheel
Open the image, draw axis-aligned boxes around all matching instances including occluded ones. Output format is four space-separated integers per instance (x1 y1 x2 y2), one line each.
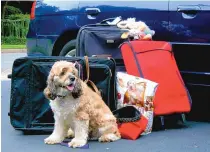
59 40 76 57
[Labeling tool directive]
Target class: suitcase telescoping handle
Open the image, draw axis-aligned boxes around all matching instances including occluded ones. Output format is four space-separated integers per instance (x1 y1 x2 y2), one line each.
99 17 119 24
98 16 122 25
84 56 101 96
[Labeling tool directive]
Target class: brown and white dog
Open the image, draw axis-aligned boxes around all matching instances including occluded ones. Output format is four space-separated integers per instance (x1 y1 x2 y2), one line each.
44 61 120 148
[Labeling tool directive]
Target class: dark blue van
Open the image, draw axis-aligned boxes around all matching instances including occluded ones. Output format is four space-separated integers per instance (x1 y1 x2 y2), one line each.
27 0 210 57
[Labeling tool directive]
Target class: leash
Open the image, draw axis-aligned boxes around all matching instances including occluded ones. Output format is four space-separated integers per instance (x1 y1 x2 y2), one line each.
84 56 101 96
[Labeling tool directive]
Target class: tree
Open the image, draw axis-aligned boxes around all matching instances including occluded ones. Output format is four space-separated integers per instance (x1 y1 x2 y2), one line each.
2 1 22 19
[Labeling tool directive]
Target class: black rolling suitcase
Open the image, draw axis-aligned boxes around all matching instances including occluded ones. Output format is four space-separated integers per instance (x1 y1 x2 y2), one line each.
76 24 127 72
9 56 117 131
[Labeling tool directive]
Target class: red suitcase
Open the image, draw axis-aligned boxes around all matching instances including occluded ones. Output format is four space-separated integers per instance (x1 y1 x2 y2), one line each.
120 41 192 116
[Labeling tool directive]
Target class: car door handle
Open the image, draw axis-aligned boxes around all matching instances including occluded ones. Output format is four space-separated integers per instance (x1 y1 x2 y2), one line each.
177 6 200 14
177 6 200 19
85 8 100 16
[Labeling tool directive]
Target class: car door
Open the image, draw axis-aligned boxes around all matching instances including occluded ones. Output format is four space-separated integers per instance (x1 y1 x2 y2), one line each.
169 1 210 43
76 1 170 41
169 1 210 121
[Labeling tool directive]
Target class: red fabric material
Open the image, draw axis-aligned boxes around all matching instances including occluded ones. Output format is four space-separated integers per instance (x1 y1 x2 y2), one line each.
120 41 191 116
118 115 148 140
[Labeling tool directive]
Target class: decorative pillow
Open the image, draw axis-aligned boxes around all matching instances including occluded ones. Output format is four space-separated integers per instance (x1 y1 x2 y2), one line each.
116 72 158 134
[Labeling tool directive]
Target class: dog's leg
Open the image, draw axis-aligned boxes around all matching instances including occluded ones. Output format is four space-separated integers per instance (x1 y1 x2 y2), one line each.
99 133 121 142
98 124 121 142
68 120 89 148
44 114 66 144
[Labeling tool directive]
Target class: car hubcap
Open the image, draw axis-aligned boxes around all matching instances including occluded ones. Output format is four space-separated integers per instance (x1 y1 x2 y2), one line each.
65 49 76 57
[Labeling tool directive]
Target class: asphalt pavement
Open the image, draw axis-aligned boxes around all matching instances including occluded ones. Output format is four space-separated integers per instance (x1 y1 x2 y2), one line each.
1 53 210 152
1 53 27 80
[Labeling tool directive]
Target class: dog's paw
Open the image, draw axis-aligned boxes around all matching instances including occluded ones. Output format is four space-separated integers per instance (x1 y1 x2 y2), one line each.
44 135 64 144
99 133 120 142
68 138 87 148
66 128 74 138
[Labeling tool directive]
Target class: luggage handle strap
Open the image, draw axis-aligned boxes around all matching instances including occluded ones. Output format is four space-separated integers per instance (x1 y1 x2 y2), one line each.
84 56 101 96
84 56 90 83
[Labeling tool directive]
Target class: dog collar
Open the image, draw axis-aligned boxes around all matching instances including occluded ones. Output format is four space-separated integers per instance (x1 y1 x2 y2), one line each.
56 95 66 98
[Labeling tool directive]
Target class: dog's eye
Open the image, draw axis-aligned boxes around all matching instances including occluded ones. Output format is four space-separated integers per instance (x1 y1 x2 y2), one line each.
60 71 65 76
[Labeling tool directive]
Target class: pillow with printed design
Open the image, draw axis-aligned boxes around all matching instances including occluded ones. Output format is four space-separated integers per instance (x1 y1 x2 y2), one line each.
116 72 158 135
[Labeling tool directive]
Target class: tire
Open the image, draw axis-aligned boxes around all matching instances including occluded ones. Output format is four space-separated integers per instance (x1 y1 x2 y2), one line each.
59 40 76 57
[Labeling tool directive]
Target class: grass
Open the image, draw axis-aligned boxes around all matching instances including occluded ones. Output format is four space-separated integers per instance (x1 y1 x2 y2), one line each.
1 44 26 49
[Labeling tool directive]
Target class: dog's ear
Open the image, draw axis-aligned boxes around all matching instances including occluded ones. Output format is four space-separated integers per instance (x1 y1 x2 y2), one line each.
44 73 56 100
73 61 78 68
72 62 79 77
44 87 56 100
72 79 83 99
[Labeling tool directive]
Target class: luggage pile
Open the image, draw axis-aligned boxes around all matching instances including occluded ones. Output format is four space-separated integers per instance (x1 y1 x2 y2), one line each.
9 17 192 140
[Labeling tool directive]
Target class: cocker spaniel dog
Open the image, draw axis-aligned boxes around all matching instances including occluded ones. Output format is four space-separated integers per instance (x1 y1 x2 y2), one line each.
44 61 120 148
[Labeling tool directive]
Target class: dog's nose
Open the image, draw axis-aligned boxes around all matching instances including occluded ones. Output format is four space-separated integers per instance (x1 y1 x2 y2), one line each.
70 76 75 82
